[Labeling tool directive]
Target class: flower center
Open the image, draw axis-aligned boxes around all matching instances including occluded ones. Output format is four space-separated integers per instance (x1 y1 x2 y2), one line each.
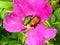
23 15 40 28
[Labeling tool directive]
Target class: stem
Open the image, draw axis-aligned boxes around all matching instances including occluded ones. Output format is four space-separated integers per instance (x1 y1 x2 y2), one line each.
44 21 51 28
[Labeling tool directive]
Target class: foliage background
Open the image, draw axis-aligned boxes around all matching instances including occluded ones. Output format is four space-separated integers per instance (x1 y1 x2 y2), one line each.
0 0 60 45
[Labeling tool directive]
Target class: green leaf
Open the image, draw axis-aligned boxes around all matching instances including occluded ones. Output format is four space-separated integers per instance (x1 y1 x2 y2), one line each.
0 8 6 19
49 14 56 24
0 18 2 27
11 32 26 43
0 1 12 9
8 40 21 45
0 0 13 2
0 41 5 45
55 34 60 45
51 0 59 10
11 33 20 39
1 37 10 45
18 33 26 43
54 8 60 21
53 23 60 35
6 7 13 12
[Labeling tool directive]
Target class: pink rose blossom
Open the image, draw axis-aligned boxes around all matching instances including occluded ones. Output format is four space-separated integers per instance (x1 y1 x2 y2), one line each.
3 0 57 45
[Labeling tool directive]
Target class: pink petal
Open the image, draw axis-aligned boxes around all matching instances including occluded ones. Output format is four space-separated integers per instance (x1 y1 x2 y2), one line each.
42 2 52 20
3 12 25 32
37 2 52 22
13 0 34 17
26 28 45 45
44 28 57 39
27 0 46 8
13 0 52 22
26 0 52 21
25 23 57 45
25 24 46 45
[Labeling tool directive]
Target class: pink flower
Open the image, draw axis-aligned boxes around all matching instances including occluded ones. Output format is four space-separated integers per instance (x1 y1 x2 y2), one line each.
3 0 52 32
3 0 57 45
25 24 57 45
